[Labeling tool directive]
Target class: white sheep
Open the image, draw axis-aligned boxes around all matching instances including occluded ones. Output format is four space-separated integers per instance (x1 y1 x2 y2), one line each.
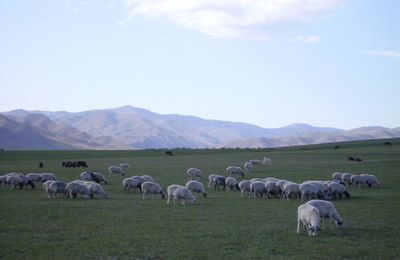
47 181 67 199
85 181 108 198
0 175 7 186
108 166 125 177
265 180 279 198
80 172 108 184
238 180 252 198
297 203 321 236
6 175 35 189
226 166 244 178
249 178 265 182
332 172 343 181
299 183 321 201
66 181 93 199
262 157 272 164
131 176 146 186
122 178 142 192
141 181 164 200
306 199 343 227
244 162 253 172
26 173 42 182
341 173 353 185
186 168 202 180
302 181 328 199
249 159 262 165
350 175 369 188
186 180 207 198
166 184 185 205
250 181 267 198
141 175 154 182
225 177 240 191
327 182 351 199
360 174 380 187
40 173 57 182
282 183 300 200
208 174 218 187
172 187 196 205
43 180 56 198
120 163 130 169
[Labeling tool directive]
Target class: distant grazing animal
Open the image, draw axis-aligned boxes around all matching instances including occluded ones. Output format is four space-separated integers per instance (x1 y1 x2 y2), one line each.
108 166 125 177
213 176 226 191
120 163 130 169
249 159 262 165
225 177 240 191
226 166 244 178
166 184 185 205
122 178 142 193
239 180 252 198
334 145 340 150
62 161 88 168
348 156 362 162
186 168 202 180
165 150 173 156
244 162 253 172
39 162 44 168
297 203 321 236
383 141 392 146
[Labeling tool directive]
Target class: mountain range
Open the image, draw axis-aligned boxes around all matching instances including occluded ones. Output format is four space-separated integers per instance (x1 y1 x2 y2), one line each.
1 105 399 150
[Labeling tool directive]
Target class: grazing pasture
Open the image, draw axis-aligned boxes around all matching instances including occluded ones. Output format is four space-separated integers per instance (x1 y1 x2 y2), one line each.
1 139 400 259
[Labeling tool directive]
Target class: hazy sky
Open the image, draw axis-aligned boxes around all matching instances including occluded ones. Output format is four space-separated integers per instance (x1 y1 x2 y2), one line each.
1 0 399 129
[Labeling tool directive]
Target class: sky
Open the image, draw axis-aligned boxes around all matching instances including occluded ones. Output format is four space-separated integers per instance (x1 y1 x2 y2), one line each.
0 0 399 130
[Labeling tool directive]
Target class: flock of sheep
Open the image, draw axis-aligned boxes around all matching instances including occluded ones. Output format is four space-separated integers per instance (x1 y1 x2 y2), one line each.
0 158 381 236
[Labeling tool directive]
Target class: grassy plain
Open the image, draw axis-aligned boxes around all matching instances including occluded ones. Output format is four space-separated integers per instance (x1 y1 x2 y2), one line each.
0 139 400 259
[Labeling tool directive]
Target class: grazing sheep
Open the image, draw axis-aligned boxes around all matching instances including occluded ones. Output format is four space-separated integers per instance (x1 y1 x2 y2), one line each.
332 172 343 181
186 180 207 198
300 183 322 201
262 157 272 164
327 182 351 199
40 173 57 182
141 175 154 182
43 180 56 198
213 176 226 191
306 199 343 227
249 159 262 165
66 182 93 199
226 166 244 178
208 174 218 187
122 178 142 192
282 183 300 200
47 181 67 199
0 175 7 186
250 181 267 198
264 177 279 182
360 174 380 187
297 203 321 236
276 180 291 197
172 187 196 205
265 181 279 198
80 171 108 184
131 176 146 186
350 175 369 188
249 178 265 182
26 173 42 182
6 175 35 189
141 181 164 200
166 184 185 205
108 166 125 177
85 182 108 198
186 168 202 180
341 173 353 185
302 181 328 199
225 177 240 191
239 180 252 198
244 162 253 172
120 163 130 169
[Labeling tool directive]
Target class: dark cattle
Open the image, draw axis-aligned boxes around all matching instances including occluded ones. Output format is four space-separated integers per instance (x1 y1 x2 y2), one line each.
39 162 44 168
348 156 362 162
334 145 340 150
165 150 173 156
384 142 392 146
63 161 88 168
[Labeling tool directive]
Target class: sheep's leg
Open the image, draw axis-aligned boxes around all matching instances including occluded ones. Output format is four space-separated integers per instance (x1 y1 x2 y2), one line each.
297 218 301 234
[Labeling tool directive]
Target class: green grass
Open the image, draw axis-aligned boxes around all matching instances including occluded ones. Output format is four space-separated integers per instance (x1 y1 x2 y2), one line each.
1 139 400 259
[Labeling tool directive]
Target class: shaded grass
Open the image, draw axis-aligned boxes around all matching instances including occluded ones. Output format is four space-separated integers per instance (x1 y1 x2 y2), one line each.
0 139 400 259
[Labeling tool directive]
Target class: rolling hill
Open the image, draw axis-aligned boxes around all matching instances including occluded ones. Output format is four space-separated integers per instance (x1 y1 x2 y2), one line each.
1 105 399 150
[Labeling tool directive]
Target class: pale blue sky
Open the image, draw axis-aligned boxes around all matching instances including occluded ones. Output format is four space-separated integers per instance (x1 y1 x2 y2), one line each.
0 0 399 129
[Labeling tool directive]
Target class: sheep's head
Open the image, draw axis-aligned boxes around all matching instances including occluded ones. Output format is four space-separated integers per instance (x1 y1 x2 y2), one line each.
336 220 343 227
191 198 197 205
203 192 207 198
308 225 320 236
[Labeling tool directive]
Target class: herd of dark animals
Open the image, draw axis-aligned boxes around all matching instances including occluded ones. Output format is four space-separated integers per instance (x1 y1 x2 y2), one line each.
62 161 88 168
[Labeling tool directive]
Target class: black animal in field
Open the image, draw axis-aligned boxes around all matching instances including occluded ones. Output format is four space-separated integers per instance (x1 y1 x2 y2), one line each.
39 162 44 168
165 150 173 156
334 145 340 150
383 141 392 146
348 156 362 162
62 161 88 168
